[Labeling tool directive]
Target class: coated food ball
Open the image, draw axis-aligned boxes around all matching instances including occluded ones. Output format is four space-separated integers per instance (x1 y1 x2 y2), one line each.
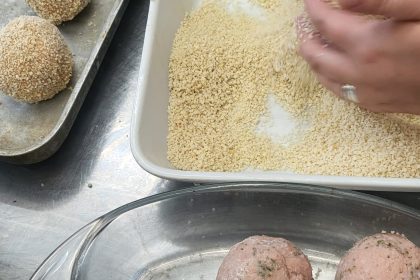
335 233 420 280
0 16 73 103
26 0 90 25
217 236 313 280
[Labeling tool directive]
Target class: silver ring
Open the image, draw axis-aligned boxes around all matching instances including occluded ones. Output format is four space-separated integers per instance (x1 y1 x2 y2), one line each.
341 84 359 103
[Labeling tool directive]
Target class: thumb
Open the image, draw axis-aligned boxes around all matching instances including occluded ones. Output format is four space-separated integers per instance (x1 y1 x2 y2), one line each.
338 0 420 20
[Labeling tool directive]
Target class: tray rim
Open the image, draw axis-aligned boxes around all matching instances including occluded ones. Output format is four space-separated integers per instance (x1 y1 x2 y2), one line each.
130 0 420 191
0 0 130 164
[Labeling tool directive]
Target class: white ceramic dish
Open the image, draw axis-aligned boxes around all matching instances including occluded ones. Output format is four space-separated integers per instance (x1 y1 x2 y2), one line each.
130 0 420 191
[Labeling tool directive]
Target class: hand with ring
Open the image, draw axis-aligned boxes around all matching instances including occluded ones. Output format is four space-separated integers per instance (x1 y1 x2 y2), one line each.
298 0 420 115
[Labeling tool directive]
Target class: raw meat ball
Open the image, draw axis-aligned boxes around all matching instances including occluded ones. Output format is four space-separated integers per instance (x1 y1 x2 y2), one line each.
217 235 313 280
336 233 420 280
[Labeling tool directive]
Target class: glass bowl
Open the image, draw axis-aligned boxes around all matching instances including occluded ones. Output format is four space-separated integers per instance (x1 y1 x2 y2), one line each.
31 183 420 280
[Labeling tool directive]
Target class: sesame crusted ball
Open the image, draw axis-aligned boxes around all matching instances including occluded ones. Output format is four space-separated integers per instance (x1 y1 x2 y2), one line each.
26 0 90 25
0 16 73 103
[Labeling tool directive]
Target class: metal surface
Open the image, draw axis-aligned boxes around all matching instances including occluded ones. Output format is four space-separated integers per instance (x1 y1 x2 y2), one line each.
0 1 418 280
30 184 420 280
0 0 129 164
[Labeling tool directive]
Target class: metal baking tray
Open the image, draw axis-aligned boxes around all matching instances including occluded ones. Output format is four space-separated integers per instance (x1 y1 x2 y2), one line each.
0 0 129 164
30 183 420 279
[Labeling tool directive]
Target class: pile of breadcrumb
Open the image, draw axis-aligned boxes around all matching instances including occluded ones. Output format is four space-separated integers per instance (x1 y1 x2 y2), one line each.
168 0 420 178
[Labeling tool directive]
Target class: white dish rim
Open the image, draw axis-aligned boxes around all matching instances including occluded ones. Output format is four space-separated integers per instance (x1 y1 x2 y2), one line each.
130 0 420 192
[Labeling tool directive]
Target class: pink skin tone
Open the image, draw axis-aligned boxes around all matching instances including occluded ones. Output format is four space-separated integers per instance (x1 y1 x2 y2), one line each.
298 0 420 115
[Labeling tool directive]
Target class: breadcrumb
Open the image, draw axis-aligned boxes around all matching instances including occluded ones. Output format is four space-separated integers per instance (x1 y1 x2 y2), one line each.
250 0 280 9
26 0 90 25
168 0 420 178
0 16 73 103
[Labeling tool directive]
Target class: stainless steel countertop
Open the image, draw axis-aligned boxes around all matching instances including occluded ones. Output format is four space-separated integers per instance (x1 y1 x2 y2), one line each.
0 1 418 279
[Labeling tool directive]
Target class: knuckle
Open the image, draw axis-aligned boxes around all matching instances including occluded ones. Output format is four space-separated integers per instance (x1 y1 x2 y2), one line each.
299 45 322 71
324 22 343 39
356 45 382 64
307 54 322 71
312 17 328 32
313 17 341 38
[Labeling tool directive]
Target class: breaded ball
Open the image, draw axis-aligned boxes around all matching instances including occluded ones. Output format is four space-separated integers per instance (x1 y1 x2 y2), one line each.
217 236 313 280
26 0 90 25
0 16 73 103
336 233 420 280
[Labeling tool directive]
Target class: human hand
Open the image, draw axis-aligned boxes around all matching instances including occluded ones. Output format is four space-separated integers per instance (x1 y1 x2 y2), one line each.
298 0 420 115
